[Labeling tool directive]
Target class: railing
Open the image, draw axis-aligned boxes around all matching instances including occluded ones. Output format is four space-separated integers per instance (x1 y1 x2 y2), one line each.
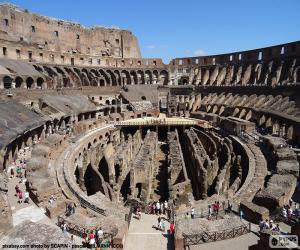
183 223 251 247
57 216 117 240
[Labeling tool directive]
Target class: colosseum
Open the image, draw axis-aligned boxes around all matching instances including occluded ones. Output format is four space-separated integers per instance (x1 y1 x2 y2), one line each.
0 3 299 250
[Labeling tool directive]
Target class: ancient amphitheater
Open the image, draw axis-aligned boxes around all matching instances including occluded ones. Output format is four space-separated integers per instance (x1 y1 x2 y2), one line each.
0 3 300 250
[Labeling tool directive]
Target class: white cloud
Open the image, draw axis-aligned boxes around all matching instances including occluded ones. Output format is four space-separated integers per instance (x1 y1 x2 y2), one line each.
194 49 206 56
146 45 156 49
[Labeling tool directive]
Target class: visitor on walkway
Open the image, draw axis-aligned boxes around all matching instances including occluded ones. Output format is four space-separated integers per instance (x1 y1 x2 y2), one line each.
191 207 195 219
155 201 160 214
161 219 165 232
208 205 212 219
152 203 156 215
97 227 104 244
24 191 29 203
157 216 161 229
88 231 96 248
240 209 244 221
10 168 14 178
169 222 175 235
164 201 168 215
18 190 23 203
15 185 20 196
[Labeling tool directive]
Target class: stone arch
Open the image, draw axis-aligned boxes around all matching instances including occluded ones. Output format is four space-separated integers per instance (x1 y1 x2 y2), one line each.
26 77 34 89
37 77 44 88
159 70 169 85
144 70 152 84
137 70 145 84
3 75 12 89
84 164 104 196
15 76 23 88
114 70 122 85
152 70 159 84
178 76 189 85
99 69 111 86
99 78 105 86
121 70 131 85
98 157 109 183
120 172 131 202
106 70 117 86
245 110 252 121
130 71 138 85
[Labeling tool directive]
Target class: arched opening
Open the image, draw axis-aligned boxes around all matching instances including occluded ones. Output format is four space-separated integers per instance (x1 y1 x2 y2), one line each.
98 157 109 183
105 100 110 105
160 70 169 85
3 76 12 89
84 164 104 196
120 172 131 202
135 183 142 199
37 77 44 88
112 99 117 105
111 107 116 113
99 79 105 86
75 165 80 184
26 77 34 89
114 164 121 183
15 76 23 88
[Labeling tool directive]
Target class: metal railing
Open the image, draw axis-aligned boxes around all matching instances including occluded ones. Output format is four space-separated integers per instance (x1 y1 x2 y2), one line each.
57 216 117 240
183 222 251 247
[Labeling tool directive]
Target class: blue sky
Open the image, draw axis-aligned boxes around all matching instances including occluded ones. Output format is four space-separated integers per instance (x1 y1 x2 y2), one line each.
3 0 300 63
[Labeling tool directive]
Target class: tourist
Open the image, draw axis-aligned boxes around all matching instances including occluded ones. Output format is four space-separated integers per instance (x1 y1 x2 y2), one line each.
62 222 67 233
97 227 104 244
269 220 276 230
16 166 21 178
10 168 14 178
215 201 220 219
71 203 75 214
259 219 264 231
273 224 281 233
239 209 244 221
89 231 96 248
288 206 293 218
264 219 270 230
157 216 161 229
136 207 141 220
169 222 175 235
191 207 195 219
71 235 75 244
24 191 29 203
156 201 161 215
152 203 156 215
147 202 152 214
282 207 287 219
208 205 212 219
18 190 23 203
161 219 165 232
164 201 168 215
227 200 232 214
15 185 20 196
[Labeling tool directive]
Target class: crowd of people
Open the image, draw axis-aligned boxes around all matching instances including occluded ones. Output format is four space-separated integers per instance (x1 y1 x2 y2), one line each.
259 219 281 233
146 201 171 218
11 148 30 204
281 204 300 219
60 221 107 248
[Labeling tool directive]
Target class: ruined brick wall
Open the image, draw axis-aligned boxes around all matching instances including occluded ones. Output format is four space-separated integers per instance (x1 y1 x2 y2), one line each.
0 4 141 59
